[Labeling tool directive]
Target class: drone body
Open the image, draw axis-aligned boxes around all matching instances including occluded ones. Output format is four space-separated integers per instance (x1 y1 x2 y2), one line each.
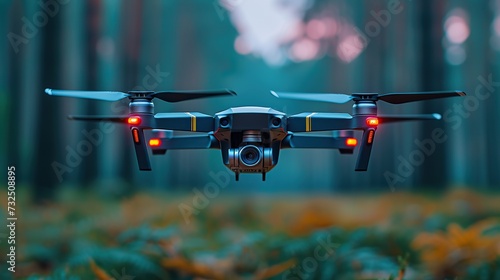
149 106 363 180
45 88 466 181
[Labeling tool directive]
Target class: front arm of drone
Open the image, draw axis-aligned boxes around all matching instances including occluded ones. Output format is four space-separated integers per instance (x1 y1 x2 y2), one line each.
148 130 219 155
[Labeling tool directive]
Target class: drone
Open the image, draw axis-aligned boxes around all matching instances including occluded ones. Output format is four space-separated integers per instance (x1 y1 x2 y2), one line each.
45 88 465 181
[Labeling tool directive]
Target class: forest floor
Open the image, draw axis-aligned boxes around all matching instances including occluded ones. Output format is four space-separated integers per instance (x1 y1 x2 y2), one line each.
0 188 499 279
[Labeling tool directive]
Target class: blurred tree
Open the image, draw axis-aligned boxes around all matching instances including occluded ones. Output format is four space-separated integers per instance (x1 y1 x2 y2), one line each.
4 0 499 200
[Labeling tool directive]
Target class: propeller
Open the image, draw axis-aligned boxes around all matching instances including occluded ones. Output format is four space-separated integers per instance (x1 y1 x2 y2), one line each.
47 87 234 172
270 91 353 103
46 88 236 102
45 89 128 101
377 113 441 123
153 90 236 102
271 90 466 172
271 90 465 104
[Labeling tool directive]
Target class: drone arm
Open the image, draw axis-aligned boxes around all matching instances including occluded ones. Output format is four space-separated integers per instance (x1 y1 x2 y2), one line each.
130 127 152 170
282 133 355 153
351 113 440 170
287 113 354 132
354 129 376 171
154 134 219 150
154 112 214 132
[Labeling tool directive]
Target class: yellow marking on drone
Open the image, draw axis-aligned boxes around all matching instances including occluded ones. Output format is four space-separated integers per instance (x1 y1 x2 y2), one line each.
305 113 317 132
186 112 196 132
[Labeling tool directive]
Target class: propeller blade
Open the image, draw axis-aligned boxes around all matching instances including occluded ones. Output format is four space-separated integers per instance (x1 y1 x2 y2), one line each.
45 88 129 101
153 89 236 103
270 91 353 104
378 91 465 104
68 115 129 123
377 114 442 123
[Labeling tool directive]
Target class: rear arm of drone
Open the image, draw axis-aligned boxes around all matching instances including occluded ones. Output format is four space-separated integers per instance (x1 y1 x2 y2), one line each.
148 132 219 155
153 112 215 132
285 112 445 171
286 113 355 132
286 113 378 170
281 133 356 154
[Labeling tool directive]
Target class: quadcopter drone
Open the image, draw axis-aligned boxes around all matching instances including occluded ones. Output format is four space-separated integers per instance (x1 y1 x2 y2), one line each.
45 88 465 181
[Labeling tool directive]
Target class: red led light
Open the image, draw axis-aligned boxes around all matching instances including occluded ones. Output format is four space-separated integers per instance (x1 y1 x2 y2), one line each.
346 138 358 146
367 130 375 144
132 128 140 143
149 138 161 147
128 116 141 125
366 117 379 126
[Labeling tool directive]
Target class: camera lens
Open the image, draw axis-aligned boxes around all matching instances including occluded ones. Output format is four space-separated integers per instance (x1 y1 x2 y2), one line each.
271 117 281 127
239 145 262 166
219 117 230 128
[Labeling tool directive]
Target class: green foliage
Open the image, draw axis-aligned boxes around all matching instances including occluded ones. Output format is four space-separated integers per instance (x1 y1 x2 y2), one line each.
3 189 499 279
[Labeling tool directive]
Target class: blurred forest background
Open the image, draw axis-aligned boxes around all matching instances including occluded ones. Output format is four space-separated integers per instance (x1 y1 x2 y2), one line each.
1 0 499 196
1 0 500 279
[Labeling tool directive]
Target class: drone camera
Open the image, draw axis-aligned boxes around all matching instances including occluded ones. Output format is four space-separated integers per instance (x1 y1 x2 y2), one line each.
224 128 278 180
228 145 275 179
239 145 262 166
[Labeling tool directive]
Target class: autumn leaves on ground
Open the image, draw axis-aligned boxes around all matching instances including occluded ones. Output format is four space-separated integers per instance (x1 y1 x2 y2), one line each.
0 188 499 279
